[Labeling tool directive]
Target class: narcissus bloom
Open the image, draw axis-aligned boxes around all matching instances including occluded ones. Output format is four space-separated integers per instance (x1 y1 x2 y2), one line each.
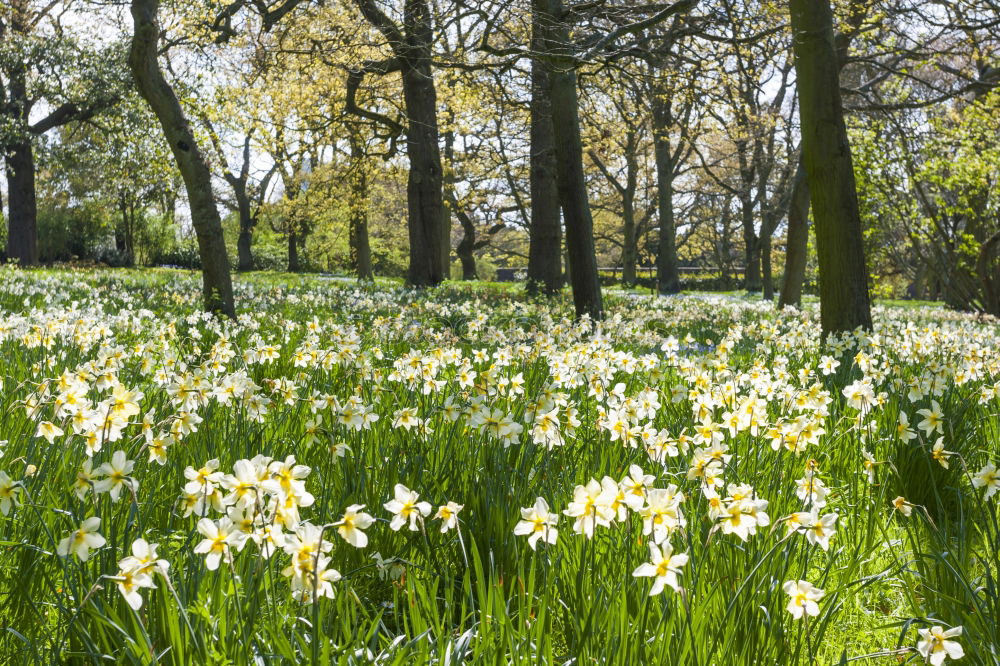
632 541 688 595
931 438 954 469
916 625 964 665
916 400 945 436
194 517 238 570
36 421 64 444
514 497 558 550
335 504 375 547
94 450 138 502
0 471 21 516
782 580 824 619
114 566 156 611
972 462 999 499
563 479 615 538
435 502 463 533
384 484 431 531
57 517 106 562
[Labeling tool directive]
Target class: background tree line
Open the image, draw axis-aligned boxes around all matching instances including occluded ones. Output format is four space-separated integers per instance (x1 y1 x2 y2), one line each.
1 0 997 332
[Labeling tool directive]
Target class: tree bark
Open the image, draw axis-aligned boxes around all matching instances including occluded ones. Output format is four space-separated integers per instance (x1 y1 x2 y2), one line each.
456 216 478 280
652 97 680 295
400 2 445 286
4 140 38 265
441 124 455 278
537 0 602 320
740 196 761 292
2 10 36 265
287 230 299 272
976 230 1000 316
761 234 773 300
621 191 638 286
789 0 872 334
128 0 235 317
348 132 374 281
526 28 563 296
232 180 254 271
778 162 810 308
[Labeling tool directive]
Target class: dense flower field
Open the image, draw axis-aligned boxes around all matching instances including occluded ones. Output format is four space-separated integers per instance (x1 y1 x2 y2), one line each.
1 267 998 665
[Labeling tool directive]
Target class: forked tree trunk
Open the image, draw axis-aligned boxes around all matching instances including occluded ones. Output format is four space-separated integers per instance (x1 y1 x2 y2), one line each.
789 0 872 333
128 0 235 316
526 29 563 296
778 162 810 308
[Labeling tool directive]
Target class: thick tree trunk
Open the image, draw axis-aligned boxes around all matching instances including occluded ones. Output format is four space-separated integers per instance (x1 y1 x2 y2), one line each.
526 33 562 296
2 13 39 267
4 140 38 265
778 161 810 308
790 0 872 334
400 2 445 287
538 0 602 320
652 99 680 295
128 0 235 317
401 65 445 286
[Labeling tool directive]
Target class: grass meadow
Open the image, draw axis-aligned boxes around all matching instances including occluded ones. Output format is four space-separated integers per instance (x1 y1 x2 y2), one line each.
0 267 998 665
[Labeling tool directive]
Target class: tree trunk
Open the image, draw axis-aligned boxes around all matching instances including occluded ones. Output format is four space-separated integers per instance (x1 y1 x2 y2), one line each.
526 30 562 296
621 193 637 286
2 11 39 267
4 140 38 265
790 0 872 334
287 230 299 272
652 97 680 295
441 125 455 278
233 181 254 271
778 161 810 308
740 197 761 292
116 192 136 266
456 222 478 280
128 0 235 317
538 0 602 320
348 136 374 282
976 230 1000 316
400 2 445 287
761 234 773 300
